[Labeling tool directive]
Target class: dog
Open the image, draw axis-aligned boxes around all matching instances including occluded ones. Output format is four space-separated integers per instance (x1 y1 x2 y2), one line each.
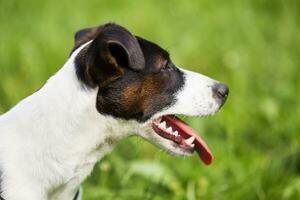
0 23 228 200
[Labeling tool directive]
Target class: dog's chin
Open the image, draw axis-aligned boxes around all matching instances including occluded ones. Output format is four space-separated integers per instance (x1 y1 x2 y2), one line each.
140 126 195 157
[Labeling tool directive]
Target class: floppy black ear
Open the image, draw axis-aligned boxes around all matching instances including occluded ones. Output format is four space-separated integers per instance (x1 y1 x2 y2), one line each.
95 23 145 71
75 24 145 87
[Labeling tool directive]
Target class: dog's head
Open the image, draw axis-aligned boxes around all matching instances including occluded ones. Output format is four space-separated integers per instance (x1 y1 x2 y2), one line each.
73 23 229 165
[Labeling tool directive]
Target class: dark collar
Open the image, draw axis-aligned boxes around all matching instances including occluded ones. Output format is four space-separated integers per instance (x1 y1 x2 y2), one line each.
0 175 3 200
0 171 2 200
0 178 3 200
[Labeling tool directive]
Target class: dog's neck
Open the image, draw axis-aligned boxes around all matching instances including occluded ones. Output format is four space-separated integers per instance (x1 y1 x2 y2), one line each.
31 51 133 158
0 47 137 200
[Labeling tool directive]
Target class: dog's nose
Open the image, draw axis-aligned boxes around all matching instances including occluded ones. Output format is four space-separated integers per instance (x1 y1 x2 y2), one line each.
212 83 229 103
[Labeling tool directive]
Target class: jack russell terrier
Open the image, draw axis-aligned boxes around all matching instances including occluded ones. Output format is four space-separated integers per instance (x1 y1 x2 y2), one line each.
0 23 229 200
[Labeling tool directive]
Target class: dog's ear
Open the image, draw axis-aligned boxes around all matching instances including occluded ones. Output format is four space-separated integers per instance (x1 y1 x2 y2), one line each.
96 24 145 71
74 26 99 50
84 23 145 87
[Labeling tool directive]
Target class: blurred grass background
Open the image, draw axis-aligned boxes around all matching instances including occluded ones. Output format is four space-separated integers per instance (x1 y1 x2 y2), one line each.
0 0 300 199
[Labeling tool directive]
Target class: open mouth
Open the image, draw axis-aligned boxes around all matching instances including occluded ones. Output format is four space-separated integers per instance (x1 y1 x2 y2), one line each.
152 115 213 165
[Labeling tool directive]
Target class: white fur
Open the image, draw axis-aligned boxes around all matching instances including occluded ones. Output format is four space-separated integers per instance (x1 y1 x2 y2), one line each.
0 42 221 200
150 68 219 119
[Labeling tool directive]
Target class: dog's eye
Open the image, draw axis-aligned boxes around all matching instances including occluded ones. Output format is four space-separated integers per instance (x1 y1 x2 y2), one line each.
161 60 172 71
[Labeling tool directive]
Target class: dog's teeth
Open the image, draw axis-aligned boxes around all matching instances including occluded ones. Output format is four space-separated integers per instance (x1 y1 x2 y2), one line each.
158 121 166 129
190 144 195 148
173 131 178 136
166 127 173 133
185 136 195 145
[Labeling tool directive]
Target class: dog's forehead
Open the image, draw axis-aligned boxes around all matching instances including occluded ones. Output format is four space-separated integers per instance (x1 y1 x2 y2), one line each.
134 36 169 71
136 36 169 59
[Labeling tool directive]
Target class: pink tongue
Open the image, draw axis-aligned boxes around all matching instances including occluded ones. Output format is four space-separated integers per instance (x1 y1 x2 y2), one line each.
162 115 213 165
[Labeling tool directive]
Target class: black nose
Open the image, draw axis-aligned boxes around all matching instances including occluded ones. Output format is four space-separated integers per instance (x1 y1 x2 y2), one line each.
213 83 229 102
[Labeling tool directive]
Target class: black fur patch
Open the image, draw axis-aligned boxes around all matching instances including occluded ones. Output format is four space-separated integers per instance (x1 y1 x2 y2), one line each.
74 23 185 122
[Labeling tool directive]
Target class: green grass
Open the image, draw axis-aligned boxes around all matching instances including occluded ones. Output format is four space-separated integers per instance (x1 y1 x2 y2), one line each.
0 0 300 199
